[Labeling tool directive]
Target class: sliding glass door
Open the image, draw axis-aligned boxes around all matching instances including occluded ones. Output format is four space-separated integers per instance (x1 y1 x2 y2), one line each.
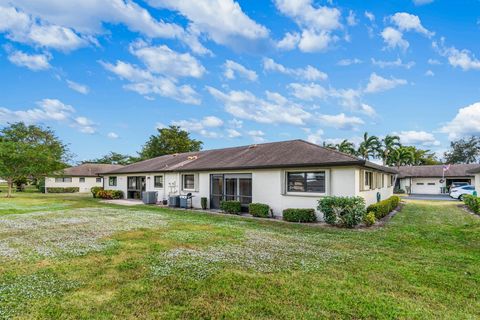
210 174 252 210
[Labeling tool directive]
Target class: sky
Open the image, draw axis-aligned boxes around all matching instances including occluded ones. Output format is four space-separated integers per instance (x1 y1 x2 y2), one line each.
0 0 479 162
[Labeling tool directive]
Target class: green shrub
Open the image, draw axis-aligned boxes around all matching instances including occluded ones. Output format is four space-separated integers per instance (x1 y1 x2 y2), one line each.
96 190 124 200
318 196 366 228
201 197 208 210
91 186 103 198
367 196 401 219
249 203 271 218
363 212 376 226
220 200 241 214
464 195 480 214
394 188 405 194
283 208 317 223
46 187 79 193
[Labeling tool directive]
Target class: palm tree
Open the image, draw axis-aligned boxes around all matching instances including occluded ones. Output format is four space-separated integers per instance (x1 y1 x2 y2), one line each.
381 135 401 165
390 147 415 167
336 139 357 156
358 132 381 160
322 142 337 150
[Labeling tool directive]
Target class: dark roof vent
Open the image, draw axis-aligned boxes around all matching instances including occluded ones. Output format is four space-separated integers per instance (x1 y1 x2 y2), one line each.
248 144 257 149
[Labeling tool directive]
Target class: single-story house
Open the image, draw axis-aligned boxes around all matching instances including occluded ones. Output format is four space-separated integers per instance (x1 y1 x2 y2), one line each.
467 167 480 192
101 140 397 218
45 163 124 193
397 164 480 194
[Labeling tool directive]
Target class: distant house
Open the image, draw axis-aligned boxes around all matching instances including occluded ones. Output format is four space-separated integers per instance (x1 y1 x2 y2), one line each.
397 164 480 194
45 163 124 193
101 140 397 218
467 166 480 192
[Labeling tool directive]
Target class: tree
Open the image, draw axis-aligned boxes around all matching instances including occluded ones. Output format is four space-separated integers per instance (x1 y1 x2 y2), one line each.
322 142 337 150
444 136 480 164
336 139 357 156
389 146 415 167
83 152 137 165
138 126 203 160
0 122 69 197
381 135 401 165
358 132 381 160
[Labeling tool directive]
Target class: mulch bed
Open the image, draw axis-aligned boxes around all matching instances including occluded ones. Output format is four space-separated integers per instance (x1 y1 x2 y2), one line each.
458 204 480 218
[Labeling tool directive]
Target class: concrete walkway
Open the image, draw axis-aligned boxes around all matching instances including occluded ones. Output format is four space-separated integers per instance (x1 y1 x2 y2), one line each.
100 199 144 206
401 194 457 201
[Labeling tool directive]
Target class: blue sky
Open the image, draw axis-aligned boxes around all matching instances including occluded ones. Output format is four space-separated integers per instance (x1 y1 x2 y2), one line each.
0 0 480 162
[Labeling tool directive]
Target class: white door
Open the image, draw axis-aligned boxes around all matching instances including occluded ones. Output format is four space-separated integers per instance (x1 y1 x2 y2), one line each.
411 178 441 194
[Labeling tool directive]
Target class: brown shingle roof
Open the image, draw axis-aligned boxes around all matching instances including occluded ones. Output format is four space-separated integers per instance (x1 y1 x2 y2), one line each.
102 140 397 174
467 166 480 174
59 163 124 177
397 164 480 178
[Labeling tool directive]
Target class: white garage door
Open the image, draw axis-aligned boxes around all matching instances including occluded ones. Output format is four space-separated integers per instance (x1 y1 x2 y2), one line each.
411 178 442 194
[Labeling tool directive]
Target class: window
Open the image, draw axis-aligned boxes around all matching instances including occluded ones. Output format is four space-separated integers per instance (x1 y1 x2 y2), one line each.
96 177 102 183
416 183 424 185
154 175 163 188
364 171 373 190
287 171 326 193
109 176 117 186
388 175 395 187
55 177 72 183
183 174 195 190
79 177 85 183
428 183 435 186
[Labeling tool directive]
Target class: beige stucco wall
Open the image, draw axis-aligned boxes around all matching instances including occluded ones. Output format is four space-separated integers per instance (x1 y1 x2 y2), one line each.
475 174 480 192
104 166 393 220
45 176 102 193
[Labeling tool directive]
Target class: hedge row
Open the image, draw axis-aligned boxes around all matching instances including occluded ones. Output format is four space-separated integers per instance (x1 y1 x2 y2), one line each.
464 195 480 214
249 203 271 218
318 196 366 228
91 186 103 198
283 208 317 223
46 187 79 193
96 190 124 200
220 200 241 214
367 196 400 219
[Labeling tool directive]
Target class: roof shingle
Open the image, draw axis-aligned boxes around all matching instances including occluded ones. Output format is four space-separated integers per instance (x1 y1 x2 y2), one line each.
59 163 124 177
397 164 480 178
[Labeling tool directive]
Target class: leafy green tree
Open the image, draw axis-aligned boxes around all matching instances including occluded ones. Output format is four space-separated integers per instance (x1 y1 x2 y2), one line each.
381 135 401 165
322 142 337 150
83 152 137 165
139 126 203 160
358 132 381 160
389 146 415 167
444 136 480 164
0 122 69 197
336 139 357 156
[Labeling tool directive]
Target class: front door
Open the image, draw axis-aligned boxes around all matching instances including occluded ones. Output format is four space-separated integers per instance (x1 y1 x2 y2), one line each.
210 174 252 210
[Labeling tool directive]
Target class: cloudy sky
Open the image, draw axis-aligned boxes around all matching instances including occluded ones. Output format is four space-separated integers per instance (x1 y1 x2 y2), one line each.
0 0 479 161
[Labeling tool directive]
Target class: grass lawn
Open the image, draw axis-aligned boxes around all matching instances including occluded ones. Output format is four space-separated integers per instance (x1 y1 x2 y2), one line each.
0 193 479 319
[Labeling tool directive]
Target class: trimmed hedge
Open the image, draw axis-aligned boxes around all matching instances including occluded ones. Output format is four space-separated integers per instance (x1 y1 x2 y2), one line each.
46 187 79 193
220 200 241 214
96 190 124 200
367 196 400 219
249 203 271 218
363 212 376 226
283 208 317 223
91 186 103 198
464 195 480 214
318 196 366 228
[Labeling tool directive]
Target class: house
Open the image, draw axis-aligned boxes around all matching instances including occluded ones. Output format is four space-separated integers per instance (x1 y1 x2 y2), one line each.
45 163 124 193
467 167 480 192
397 164 480 194
101 140 396 218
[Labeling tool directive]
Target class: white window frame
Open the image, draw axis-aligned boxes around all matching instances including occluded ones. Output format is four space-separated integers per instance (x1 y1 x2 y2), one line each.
284 169 330 196
182 174 196 191
154 175 164 189
109 176 117 187
55 177 72 183
96 177 102 183
79 177 85 183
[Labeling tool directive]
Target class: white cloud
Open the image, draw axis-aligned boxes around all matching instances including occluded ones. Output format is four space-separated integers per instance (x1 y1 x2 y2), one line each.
434 41 480 71
274 0 342 52
318 113 364 129
129 41 205 78
223 60 258 81
247 130 266 143
263 58 327 81
207 86 311 126
428 58 441 65
413 0 434 5
425 70 435 77
100 60 200 105
359 103 377 117
147 0 269 49
337 58 362 66
107 132 119 139
390 12 433 37
227 128 241 138
395 130 440 146
346 10 357 26
288 83 328 100
364 11 375 22
7 49 51 71
440 102 480 139
276 31 300 50
0 98 95 133
66 80 89 94
371 58 415 69
364 73 407 93
381 27 409 51
306 128 324 144
171 116 224 138
228 119 243 129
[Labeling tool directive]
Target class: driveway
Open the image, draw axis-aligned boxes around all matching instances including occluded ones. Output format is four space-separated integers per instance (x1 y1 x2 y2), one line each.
402 194 458 201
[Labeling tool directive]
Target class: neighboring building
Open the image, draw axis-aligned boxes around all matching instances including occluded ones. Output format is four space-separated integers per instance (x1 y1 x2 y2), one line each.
102 140 396 218
45 163 124 193
397 164 480 194
467 167 480 192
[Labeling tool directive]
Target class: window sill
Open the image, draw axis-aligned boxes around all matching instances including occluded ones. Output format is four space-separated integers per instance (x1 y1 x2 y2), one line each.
284 192 328 197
